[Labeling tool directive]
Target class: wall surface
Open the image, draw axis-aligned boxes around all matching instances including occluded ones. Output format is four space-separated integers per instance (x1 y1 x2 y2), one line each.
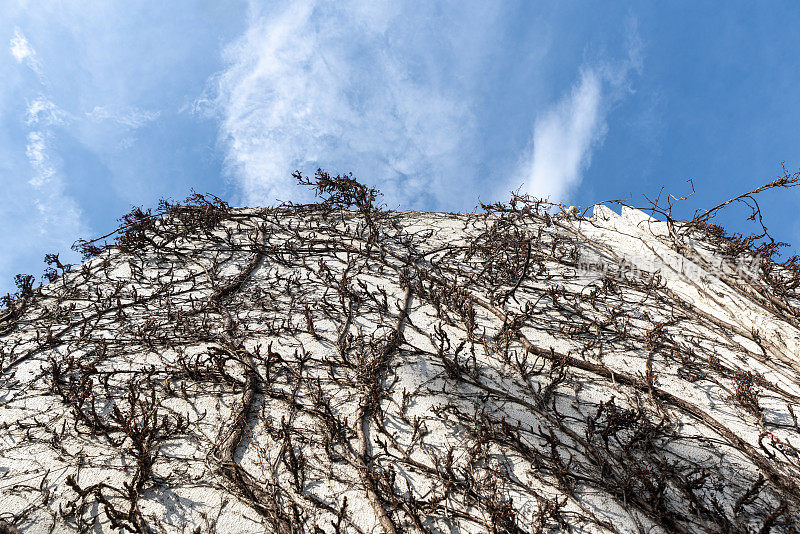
1 198 799 533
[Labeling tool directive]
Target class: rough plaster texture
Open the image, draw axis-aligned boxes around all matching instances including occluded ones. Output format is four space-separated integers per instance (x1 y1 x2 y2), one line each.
1 200 799 533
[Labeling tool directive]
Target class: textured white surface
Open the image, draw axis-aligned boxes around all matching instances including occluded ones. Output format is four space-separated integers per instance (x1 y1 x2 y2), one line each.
1 204 798 532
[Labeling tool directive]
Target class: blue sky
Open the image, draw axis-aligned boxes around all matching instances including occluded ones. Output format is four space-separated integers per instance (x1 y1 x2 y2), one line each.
2 1 800 295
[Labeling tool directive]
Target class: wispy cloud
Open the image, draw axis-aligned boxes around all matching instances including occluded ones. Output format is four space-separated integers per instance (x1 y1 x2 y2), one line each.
25 131 56 187
0 3 249 294
5 33 88 260
86 106 160 128
514 19 643 202
26 97 67 126
206 1 495 209
25 97 63 188
9 27 41 74
24 97 85 238
9 27 34 62
516 70 605 202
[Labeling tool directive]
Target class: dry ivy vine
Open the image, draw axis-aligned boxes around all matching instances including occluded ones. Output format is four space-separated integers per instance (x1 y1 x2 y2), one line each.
0 169 799 533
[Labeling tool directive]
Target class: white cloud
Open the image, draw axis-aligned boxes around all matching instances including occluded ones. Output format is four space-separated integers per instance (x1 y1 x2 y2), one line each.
516 70 605 202
26 97 67 126
514 19 643 203
24 102 84 238
207 0 491 209
9 27 41 74
25 131 55 187
86 106 160 128
0 2 250 294
14 80 87 250
23 126 85 239
25 98 66 188
9 27 34 62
